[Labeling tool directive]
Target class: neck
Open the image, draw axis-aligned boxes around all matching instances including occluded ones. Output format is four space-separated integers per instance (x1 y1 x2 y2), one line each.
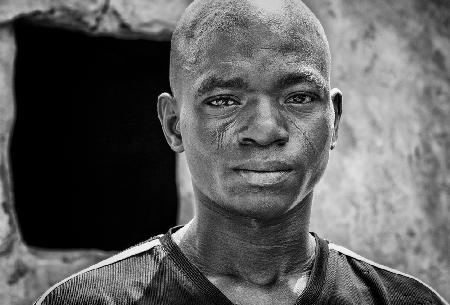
173 192 316 286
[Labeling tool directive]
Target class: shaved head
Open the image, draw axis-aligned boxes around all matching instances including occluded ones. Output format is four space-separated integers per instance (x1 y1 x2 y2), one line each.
169 0 331 99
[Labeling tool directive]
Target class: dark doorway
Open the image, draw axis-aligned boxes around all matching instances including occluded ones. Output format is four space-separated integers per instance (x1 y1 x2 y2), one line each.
11 20 178 251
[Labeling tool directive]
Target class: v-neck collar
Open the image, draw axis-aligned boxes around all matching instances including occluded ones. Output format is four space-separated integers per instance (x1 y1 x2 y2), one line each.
159 226 329 305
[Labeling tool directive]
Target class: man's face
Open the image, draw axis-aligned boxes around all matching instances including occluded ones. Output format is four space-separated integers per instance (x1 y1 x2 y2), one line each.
175 25 338 220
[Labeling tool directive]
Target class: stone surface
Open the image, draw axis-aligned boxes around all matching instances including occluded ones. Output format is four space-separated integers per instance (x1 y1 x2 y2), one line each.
306 0 450 299
0 25 15 254
0 0 448 303
0 0 193 40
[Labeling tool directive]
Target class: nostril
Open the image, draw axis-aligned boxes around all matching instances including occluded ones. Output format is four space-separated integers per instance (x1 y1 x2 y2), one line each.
276 138 288 146
237 113 289 146
238 124 290 146
238 135 288 147
239 137 256 146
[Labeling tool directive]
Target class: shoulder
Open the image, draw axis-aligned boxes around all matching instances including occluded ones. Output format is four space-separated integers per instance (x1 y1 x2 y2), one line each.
327 242 448 305
34 236 163 305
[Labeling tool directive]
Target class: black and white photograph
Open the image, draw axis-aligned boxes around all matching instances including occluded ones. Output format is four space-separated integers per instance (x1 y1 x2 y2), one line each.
0 0 448 304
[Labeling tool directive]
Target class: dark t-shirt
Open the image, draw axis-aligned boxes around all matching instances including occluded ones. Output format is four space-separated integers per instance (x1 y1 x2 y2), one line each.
35 227 448 305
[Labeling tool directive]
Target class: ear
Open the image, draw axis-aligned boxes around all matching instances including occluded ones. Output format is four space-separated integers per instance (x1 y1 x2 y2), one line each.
157 92 184 153
330 88 342 150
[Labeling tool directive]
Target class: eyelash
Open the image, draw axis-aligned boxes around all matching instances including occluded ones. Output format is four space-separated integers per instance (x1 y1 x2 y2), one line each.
205 93 317 108
206 96 240 107
284 93 316 105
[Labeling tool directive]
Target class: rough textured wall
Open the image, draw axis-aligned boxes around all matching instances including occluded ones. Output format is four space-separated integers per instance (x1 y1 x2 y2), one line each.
0 0 448 303
306 0 450 299
0 0 192 40
0 1 193 304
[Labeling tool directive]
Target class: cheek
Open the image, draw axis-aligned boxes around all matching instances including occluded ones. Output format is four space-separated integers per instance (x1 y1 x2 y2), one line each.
284 111 333 195
188 108 237 153
309 113 333 151
287 112 331 151
182 121 214 190
208 119 237 151
180 107 212 153
180 109 236 179
306 113 334 182
285 109 333 167
179 110 212 182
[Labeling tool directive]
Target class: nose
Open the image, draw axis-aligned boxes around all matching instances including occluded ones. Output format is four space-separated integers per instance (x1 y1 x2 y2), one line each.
238 97 289 147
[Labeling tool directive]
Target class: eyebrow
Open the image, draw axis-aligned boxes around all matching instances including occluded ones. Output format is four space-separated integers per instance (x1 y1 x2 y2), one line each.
273 71 328 93
195 76 249 97
195 71 328 97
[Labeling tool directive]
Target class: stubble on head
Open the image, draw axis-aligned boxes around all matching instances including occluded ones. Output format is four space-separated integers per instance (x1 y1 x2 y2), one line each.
169 0 332 102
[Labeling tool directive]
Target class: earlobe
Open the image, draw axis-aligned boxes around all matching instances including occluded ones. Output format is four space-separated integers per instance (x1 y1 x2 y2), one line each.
157 93 184 153
330 88 342 150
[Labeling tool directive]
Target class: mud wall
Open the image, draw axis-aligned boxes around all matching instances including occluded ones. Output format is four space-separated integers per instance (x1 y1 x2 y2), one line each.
308 0 450 299
0 0 448 303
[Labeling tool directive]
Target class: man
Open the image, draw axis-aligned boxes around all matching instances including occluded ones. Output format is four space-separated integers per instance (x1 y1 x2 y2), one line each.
35 0 448 304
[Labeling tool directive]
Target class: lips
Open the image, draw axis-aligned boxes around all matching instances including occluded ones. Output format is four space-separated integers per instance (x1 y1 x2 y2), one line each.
232 161 293 186
233 160 293 172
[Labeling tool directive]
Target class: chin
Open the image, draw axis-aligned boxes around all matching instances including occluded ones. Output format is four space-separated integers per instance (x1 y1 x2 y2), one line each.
224 192 297 220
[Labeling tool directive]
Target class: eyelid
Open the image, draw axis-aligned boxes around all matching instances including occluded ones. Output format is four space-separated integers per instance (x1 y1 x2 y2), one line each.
284 92 318 104
205 94 241 106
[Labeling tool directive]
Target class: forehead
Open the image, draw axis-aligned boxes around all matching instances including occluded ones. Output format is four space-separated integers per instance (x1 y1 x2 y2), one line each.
183 30 329 96
190 16 328 70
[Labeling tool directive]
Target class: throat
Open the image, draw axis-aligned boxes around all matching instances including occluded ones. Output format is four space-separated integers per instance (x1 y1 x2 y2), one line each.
229 236 316 286
174 220 317 284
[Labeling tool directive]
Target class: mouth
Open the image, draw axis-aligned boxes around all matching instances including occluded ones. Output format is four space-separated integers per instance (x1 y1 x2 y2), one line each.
235 170 291 186
233 161 293 186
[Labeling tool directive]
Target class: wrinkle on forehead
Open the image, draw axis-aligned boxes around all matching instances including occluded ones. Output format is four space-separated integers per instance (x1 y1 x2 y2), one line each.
170 0 331 98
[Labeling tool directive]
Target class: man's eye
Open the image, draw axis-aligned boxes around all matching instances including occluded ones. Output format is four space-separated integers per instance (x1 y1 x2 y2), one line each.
285 94 315 104
207 97 239 107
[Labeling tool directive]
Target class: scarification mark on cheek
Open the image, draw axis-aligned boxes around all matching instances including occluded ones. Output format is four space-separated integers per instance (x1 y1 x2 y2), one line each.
217 128 224 150
209 120 237 150
286 116 318 155
219 120 237 150
209 129 218 146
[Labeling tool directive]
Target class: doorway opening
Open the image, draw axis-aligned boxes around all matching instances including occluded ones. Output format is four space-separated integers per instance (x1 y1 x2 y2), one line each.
11 20 178 251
